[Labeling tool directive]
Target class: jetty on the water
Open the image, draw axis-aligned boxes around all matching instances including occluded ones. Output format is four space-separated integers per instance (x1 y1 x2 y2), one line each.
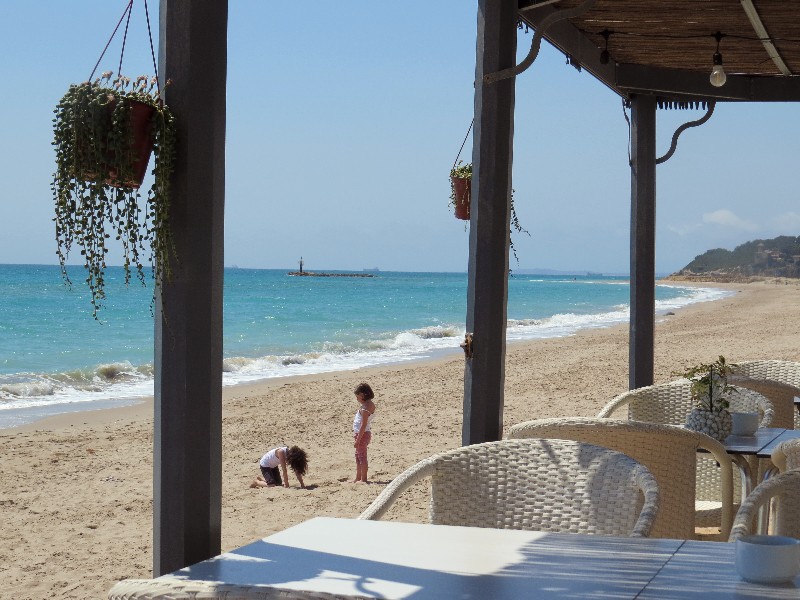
287 271 374 277
288 256 375 277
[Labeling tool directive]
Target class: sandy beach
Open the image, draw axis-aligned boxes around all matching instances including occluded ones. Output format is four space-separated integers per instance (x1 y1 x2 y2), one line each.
1 280 799 599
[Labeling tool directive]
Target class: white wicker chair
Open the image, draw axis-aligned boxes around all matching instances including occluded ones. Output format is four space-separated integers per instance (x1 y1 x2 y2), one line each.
507 417 733 540
771 438 800 473
598 380 774 428
598 380 772 531
359 438 660 538
729 471 800 541
732 360 800 429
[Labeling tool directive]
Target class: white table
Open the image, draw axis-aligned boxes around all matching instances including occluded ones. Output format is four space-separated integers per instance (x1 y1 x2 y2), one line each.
109 518 800 599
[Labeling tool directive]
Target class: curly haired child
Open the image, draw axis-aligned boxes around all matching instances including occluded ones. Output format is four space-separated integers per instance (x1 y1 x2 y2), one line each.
250 445 308 489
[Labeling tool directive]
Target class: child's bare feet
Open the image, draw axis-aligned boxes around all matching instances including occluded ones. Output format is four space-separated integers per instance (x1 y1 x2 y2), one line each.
249 479 260 488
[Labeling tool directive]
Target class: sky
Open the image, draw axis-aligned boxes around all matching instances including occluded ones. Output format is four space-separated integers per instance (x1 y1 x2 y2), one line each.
1 1 798 275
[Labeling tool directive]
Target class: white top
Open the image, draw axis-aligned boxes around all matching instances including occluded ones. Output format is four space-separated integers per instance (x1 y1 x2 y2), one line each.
259 446 287 468
353 406 374 433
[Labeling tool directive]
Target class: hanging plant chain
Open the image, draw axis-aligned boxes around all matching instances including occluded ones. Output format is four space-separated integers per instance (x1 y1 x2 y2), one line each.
88 0 160 96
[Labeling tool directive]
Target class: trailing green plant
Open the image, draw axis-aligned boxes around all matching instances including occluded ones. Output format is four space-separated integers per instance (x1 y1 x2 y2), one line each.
449 161 530 263
52 71 177 318
675 355 736 411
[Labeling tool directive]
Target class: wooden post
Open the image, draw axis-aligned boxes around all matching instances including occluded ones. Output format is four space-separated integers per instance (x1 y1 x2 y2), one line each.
629 94 656 390
463 0 517 445
154 0 227 576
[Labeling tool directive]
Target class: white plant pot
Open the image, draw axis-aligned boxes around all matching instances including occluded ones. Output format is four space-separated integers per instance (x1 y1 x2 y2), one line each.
686 407 732 441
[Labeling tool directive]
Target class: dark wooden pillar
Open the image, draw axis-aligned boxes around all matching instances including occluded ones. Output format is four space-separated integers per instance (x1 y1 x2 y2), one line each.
463 0 517 445
629 94 656 390
154 0 227 576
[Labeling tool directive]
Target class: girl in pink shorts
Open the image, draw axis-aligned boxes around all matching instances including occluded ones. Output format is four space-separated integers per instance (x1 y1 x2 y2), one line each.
351 382 376 483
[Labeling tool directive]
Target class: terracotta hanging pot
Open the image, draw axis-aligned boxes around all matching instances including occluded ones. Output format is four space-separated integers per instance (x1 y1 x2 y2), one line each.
116 100 156 188
451 176 471 220
80 99 156 188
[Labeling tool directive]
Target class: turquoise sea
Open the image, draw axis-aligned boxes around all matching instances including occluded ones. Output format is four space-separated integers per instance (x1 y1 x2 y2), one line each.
0 264 732 429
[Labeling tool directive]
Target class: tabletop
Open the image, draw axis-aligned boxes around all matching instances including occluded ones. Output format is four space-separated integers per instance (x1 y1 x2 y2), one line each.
117 517 800 599
719 427 800 458
721 427 786 455
757 428 800 458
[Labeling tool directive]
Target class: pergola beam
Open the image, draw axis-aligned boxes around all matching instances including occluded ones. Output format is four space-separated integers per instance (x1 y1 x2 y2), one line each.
740 0 792 76
518 3 618 95
616 65 800 101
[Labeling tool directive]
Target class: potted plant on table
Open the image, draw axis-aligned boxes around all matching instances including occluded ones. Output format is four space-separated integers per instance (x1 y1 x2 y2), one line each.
52 71 177 318
678 355 735 441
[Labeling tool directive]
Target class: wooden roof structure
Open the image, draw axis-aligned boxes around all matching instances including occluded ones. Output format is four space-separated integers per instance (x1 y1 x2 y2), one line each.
149 0 800 579
518 0 800 101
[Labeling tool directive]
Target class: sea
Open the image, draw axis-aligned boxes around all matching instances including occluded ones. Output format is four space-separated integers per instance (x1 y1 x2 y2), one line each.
0 264 733 430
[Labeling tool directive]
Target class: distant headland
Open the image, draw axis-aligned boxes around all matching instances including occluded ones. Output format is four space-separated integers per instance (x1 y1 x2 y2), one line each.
667 235 800 281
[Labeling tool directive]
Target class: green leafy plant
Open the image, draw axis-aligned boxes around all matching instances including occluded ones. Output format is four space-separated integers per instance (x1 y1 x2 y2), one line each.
449 161 530 262
675 355 736 411
52 71 177 318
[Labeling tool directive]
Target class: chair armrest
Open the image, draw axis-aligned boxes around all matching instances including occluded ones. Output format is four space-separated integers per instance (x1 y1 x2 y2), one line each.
630 463 661 538
597 393 630 418
696 435 734 540
358 457 438 521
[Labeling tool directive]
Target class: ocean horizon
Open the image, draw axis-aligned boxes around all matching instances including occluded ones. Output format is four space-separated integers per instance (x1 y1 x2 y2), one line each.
0 264 732 429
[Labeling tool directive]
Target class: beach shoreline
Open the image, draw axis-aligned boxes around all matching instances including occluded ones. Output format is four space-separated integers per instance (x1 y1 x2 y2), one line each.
2 279 799 599
0 278 731 434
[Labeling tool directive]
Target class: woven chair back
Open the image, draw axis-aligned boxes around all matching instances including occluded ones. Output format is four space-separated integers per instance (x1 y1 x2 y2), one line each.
772 438 800 473
598 380 772 507
729 470 800 540
359 438 660 538
732 360 800 429
508 417 732 540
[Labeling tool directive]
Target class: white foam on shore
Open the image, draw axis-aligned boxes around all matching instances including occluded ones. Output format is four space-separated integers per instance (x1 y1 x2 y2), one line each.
0 284 732 429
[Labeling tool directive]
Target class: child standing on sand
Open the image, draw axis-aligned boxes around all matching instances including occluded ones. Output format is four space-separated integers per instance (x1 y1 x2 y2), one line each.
250 445 308 489
351 382 376 483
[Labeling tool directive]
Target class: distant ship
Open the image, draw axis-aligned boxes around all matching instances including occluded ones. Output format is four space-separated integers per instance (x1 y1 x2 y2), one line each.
363 267 380 273
586 271 603 277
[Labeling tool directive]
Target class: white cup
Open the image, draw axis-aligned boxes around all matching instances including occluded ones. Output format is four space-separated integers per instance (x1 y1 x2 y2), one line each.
736 535 800 583
731 412 760 436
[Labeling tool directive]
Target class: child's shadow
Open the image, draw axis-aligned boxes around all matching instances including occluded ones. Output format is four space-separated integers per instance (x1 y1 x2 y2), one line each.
302 484 320 491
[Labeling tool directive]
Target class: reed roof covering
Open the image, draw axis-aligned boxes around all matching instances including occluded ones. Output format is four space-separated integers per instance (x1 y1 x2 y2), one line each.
519 0 800 102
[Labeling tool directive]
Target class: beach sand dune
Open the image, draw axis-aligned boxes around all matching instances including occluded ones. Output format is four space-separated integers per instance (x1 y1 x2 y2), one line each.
1 281 798 599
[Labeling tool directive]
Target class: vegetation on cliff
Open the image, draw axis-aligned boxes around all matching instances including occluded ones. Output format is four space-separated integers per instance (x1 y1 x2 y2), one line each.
674 235 800 279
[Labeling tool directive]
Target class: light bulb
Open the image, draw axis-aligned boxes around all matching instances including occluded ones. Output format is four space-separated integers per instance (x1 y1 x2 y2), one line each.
710 65 726 87
710 51 726 87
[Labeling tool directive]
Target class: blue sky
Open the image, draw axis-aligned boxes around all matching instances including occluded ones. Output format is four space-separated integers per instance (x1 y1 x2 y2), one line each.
1 2 798 275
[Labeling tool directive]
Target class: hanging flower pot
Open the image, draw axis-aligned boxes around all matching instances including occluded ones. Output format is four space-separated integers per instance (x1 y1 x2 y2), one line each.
53 72 177 319
449 161 472 221
78 94 157 188
451 176 471 220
